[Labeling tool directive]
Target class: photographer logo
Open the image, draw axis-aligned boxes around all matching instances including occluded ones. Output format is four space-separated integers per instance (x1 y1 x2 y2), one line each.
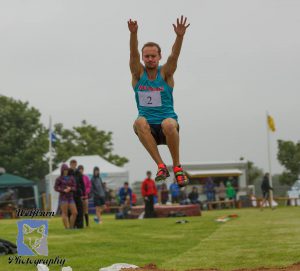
17 220 48 256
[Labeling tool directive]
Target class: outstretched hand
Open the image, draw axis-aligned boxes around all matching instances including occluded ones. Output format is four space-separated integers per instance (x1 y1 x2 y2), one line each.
173 15 190 37
128 19 138 33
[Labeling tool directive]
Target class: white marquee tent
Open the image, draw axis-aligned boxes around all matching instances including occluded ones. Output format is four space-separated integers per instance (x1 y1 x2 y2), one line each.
45 155 129 213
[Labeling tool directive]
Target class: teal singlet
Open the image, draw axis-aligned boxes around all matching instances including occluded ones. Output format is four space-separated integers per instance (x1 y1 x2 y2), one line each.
133 66 178 124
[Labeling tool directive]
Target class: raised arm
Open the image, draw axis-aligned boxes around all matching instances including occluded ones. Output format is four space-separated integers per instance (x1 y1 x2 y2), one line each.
128 19 143 83
162 16 190 77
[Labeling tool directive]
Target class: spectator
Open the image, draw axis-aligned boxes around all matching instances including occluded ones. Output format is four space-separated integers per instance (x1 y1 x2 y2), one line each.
170 180 180 203
54 164 77 229
103 182 111 202
109 190 118 205
73 166 85 229
90 167 105 224
0 189 16 209
226 181 236 201
179 187 190 205
119 182 133 205
17 198 24 209
217 181 226 208
205 178 215 202
115 195 131 219
131 193 137 206
217 182 226 201
229 177 239 200
260 173 274 210
141 171 157 218
160 183 169 204
114 190 121 205
188 187 200 205
68 159 77 177
78 165 91 227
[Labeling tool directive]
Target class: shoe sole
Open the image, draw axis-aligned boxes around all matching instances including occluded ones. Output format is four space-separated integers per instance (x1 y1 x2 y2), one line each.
155 173 170 182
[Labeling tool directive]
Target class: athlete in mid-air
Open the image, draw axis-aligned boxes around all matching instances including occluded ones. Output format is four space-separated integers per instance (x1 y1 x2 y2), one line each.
128 16 190 187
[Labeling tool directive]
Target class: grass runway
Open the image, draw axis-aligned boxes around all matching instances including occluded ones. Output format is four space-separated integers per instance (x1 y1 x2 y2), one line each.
1 207 300 271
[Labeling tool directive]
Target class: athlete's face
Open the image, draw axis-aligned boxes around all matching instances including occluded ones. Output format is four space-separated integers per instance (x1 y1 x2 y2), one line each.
142 46 161 69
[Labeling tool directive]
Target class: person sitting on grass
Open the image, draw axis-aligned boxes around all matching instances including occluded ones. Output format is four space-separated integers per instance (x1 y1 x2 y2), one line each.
115 195 132 219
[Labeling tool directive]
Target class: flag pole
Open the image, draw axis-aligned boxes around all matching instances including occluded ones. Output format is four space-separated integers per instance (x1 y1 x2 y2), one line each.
49 116 53 174
266 111 274 208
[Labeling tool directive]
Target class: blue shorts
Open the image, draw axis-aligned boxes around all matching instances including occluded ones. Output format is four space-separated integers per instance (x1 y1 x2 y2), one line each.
60 198 75 205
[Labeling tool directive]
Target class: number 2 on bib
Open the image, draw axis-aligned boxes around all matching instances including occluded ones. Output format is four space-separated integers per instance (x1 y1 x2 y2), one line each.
138 91 162 107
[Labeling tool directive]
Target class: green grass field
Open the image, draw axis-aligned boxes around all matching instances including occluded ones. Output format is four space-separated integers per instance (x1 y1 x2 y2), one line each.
1 207 300 271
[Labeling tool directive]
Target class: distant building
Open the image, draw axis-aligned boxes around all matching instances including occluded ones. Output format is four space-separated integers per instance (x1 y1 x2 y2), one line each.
167 161 248 199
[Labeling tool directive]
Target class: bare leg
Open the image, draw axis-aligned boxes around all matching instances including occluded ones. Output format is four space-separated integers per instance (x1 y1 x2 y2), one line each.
60 204 70 229
69 203 78 228
96 206 103 223
268 191 273 209
83 199 88 214
161 118 180 167
134 117 164 165
261 196 269 211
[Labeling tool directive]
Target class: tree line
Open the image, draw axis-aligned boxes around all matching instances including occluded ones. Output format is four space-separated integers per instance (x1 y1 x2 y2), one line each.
0 95 128 181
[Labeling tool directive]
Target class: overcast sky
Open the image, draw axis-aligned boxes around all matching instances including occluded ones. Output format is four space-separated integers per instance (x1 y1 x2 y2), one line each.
1 0 299 181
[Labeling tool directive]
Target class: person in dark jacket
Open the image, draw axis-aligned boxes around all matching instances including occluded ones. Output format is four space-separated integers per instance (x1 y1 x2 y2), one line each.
73 166 85 228
188 186 200 205
160 183 169 204
90 167 106 224
261 173 274 209
68 159 77 177
54 164 77 229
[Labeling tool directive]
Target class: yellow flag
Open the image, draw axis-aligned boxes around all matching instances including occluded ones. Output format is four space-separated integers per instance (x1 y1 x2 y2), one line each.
267 115 276 132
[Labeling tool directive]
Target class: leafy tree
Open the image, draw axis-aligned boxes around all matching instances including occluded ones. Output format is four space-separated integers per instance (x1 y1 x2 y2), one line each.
0 95 48 180
53 120 128 167
247 161 264 185
277 140 300 185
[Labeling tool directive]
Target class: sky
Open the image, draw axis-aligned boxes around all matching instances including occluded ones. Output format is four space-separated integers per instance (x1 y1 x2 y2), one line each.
1 0 299 182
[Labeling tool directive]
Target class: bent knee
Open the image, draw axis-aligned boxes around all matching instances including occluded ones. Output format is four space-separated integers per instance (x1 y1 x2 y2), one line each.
134 118 150 133
162 119 178 135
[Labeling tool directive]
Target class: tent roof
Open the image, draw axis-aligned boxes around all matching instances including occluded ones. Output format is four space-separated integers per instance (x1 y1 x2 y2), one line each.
49 155 128 176
186 169 243 178
167 161 248 172
0 173 34 187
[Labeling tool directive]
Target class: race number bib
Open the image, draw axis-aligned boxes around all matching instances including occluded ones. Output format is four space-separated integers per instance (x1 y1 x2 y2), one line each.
138 91 162 107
